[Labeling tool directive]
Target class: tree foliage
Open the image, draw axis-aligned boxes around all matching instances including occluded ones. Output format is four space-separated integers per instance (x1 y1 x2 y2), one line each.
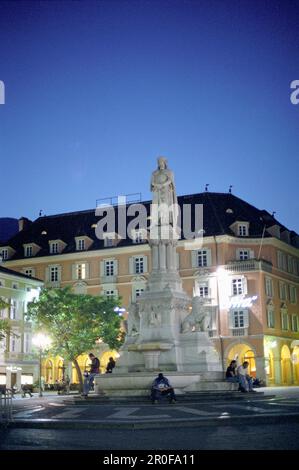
0 298 11 340
27 287 124 389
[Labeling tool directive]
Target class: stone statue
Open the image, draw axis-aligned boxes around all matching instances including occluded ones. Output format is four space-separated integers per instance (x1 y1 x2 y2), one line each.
150 157 178 228
148 306 162 327
181 297 211 333
127 302 140 336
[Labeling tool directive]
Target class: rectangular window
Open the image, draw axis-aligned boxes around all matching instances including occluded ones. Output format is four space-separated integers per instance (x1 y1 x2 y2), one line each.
267 308 275 328
11 335 16 352
77 239 85 251
50 242 59 254
232 278 244 296
76 264 86 280
233 310 245 328
197 250 208 267
133 231 144 244
1 249 8 260
50 266 58 282
292 315 299 332
199 285 209 297
24 333 30 353
265 277 273 297
279 282 287 301
104 238 114 247
238 249 249 260
105 260 115 277
281 311 289 330
238 225 248 236
289 285 297 304
0 299 7 318
25 246 33 257
288 256 293 274
10 300 17 320
104 290 115 298
24 268 34 277
135 288 144 298
134 257 144 274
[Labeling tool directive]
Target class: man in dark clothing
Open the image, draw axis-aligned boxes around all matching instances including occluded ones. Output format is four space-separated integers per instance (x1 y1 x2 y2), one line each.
151 373 177 404
225 360 239 383
82 353 100 397
106 357 116 373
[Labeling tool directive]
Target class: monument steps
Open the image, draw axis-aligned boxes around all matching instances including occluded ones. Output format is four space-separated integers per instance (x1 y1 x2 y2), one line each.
68 390 269 405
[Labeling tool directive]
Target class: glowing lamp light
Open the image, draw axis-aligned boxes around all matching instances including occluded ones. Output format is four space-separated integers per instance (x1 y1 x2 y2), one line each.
229 295 258 309
32 333 51 350
114 307 126 316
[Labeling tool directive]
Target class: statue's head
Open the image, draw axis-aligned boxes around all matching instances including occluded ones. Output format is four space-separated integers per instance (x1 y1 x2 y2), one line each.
158 156 167 169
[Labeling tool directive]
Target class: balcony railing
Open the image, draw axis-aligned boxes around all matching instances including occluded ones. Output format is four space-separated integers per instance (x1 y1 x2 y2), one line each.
231 328 248 337
225 259 272 273
45 281 61 288
100 275 117 284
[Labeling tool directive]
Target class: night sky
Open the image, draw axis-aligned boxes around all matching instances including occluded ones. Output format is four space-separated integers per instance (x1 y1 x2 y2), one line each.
0 0 298 232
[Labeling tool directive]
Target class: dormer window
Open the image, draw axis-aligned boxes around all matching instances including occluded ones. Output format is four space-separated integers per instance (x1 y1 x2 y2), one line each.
1 248 8 260
238 224 248 237
23 243 40 258
103 233 119 248
49 240 65 255
77 239 85 251
105 238 114 247
230 221 249 238
75 236 93 251
50 242 59 254
25 245 33 257
131 229 147 244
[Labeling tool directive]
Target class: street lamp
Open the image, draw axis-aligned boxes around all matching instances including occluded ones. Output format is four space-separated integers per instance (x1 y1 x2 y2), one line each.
32 333 51 397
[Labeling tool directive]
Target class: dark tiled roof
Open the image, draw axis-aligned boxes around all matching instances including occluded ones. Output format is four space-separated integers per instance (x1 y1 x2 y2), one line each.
1 192 298 260
0 265 42 283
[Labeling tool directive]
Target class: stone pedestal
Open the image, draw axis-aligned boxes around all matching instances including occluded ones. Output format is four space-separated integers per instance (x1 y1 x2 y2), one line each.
94 157 225 396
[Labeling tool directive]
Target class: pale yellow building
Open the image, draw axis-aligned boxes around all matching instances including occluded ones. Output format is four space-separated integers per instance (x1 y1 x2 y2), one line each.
0 265 43 388
1 192 299 385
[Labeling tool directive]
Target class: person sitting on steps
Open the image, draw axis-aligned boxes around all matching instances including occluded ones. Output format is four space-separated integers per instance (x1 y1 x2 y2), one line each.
151 373 177 404
237 361 256 393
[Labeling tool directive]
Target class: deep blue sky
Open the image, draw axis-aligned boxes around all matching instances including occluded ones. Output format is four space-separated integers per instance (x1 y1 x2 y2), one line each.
0 0 298 232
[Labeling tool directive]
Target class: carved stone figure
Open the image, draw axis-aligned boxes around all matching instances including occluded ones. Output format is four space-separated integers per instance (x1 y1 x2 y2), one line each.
127 302 140 336
150 157 178 228
181 296 211 333
148 306 162 327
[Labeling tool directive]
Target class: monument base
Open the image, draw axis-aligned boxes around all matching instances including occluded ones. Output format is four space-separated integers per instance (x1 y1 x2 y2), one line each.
94 371 233 397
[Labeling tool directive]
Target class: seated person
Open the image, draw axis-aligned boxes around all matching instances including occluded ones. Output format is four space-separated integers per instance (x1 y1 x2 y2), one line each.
21 383 33 398
106 357 116 374
237 361 255 392
225 360 239 383
151 373 177 404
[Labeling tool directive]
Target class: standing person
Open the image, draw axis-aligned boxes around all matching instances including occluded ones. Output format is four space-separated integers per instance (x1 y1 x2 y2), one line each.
151 373 177 404
237 361 255 392
65 375 71 394
40 376 45 392
106 357 116 373
82 353 100 397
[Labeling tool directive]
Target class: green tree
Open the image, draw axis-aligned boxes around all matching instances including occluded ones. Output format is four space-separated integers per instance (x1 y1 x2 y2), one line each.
27 287 124 391
0 298 11 341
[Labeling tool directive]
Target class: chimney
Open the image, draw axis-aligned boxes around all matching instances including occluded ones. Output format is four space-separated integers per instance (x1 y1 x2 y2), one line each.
18 217 31 232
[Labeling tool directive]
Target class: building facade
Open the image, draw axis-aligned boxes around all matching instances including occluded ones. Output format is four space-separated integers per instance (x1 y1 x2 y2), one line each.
1 192 299 385
0 266 43 388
